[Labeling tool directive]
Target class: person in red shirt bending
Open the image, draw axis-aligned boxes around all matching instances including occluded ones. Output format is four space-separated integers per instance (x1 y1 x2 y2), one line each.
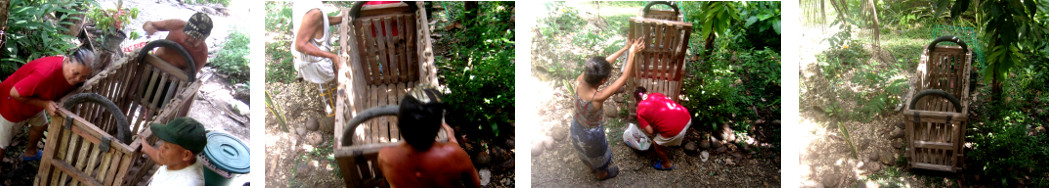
633 87 692 170
0 48 98 166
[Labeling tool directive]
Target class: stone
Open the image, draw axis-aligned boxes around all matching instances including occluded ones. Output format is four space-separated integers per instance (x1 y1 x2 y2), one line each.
307 132 324 146
867 163 882 172
879 151 894 165
296 127 307 137
822 173 840 188
701 151 710 162
684 141 699 154
890 127 905 139
699 138 711 150
552 126 568 141
474 150 491 166
892 140 904 149
718 124 737 142
305 118 320 131
868 153 879 162
319 116 335 133
478 169 491 186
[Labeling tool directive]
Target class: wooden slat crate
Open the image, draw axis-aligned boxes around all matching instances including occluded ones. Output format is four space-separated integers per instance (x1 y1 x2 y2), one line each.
333 2 438 187
35 40 202 185
902 36 972 173
626 17 692 103
640 1 682 21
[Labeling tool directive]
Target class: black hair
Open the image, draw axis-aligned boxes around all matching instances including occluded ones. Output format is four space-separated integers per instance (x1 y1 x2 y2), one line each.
583 56 611 87
397 94 445 151
633 86 647 102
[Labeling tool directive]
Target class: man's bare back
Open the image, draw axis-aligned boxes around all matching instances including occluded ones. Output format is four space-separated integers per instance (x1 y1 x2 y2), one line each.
378 141 481 188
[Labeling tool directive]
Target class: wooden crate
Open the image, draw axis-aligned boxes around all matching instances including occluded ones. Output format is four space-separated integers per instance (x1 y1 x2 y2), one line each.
902 36 972 173
626 17 692 103
333 2 438 187
35 40 202 185
640 1 682 21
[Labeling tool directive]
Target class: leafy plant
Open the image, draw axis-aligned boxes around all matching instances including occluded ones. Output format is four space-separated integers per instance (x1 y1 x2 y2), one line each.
86 0 139 38
212 29 250 84
968 111 1049 187
264 1 295 83
2 0 84 76
440 2 515 140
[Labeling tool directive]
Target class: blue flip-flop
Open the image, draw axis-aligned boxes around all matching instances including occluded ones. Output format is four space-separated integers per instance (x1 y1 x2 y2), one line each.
22 149 42 161
652 159 674 171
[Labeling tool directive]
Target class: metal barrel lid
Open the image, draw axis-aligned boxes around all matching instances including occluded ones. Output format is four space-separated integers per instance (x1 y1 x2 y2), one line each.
202 132 250 174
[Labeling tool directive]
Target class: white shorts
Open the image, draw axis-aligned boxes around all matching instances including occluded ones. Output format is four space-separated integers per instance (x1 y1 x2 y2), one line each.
0 112 49 149
653 119 691 146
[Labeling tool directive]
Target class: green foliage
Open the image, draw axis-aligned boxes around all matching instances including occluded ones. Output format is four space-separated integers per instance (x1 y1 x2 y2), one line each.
695 1 739 48
682 46 780 130
265 1 294 34
212 29 250 84
818 27 868 79
2 0 87 77
739 1 781 51
679 2 781 133
968 111 1049 187
440 2 515 139
264 1 295 83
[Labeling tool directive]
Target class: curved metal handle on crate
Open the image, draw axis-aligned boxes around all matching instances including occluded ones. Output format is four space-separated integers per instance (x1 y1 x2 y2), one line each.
62 93 132 144
643 1 681 18
135 39 197 83
348 1 420 21
927 36 969 53
340 105 400 146
907 89 963 113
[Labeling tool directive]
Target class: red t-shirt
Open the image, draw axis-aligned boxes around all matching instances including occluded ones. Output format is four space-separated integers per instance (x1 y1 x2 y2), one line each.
637 93 691 138
0 56 74 122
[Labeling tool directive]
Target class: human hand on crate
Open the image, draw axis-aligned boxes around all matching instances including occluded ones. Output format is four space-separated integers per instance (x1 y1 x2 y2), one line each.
629 37 647 55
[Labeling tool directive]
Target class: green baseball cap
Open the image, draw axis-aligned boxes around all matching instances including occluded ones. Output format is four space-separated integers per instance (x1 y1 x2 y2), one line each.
150 117 207 154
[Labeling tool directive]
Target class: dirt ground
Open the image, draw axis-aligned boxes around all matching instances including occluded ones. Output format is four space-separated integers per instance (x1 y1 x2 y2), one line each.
0 0 251 185
525 74 781 187
796 23 967 187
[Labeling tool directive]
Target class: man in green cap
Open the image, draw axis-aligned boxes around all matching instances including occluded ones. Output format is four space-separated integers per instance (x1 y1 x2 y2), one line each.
140 117 208 186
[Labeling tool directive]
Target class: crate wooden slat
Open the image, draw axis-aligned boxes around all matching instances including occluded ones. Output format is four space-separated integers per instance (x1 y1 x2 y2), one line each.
36 48 201 185
334 2 440 187
627 17 692 103
902 37 972 173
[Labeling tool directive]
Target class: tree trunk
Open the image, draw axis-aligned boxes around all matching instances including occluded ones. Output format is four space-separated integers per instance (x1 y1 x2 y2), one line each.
704 32 717 58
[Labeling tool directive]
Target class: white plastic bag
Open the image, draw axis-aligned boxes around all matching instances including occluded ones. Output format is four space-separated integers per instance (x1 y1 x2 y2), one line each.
623 123 651 151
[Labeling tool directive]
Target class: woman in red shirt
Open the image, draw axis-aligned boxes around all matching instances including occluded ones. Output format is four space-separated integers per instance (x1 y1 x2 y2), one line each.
634 87 692 170
0 48 97 165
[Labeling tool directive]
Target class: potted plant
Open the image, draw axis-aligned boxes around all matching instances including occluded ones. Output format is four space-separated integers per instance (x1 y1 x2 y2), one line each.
87 0 139 51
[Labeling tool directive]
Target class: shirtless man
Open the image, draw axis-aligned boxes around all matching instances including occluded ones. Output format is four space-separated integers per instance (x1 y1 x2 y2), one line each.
142 12 213 73
142 12 212 115
377 90 481 188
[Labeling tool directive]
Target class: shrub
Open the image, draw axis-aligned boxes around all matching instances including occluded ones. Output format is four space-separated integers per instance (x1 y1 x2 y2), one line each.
2 0 85 78
440 2 515 140
968 111 1049 187
212 29 250 84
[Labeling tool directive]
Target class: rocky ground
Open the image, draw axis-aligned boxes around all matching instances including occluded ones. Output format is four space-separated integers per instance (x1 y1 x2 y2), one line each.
526 74 781 187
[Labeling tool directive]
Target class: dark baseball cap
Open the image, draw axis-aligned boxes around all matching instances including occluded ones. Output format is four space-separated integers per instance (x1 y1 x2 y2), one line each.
150 117 207 154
